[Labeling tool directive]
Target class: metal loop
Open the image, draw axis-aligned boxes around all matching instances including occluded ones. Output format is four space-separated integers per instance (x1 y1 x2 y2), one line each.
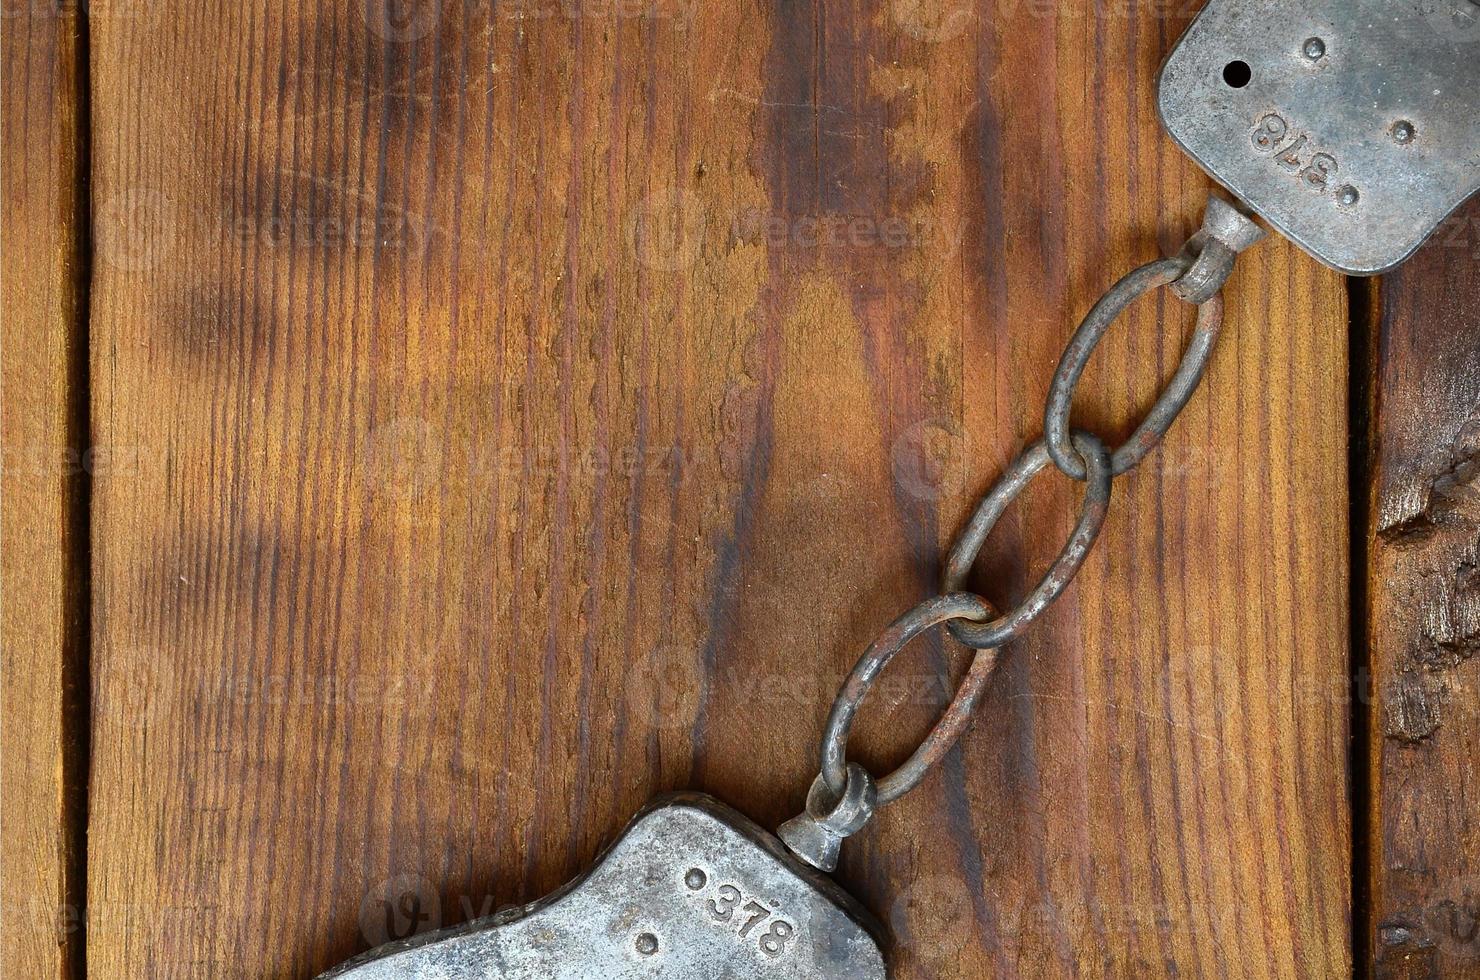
1043 258 1225 481
819 592 998 806
943 431 1112 649
804 763 878 836
777 763 879 871
1171 239 1236 306
1170 197 1266 305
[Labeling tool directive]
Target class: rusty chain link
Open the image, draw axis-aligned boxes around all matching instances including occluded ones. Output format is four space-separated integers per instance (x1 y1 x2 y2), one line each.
1043 259 1223 480
781 195 1267 870
941 430 1112 649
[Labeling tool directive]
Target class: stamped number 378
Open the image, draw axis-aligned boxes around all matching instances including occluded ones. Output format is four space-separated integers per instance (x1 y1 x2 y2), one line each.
1250 113 1340 195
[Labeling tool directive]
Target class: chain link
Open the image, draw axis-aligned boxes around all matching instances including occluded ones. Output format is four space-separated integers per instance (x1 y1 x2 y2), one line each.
819 593 996 805
1044 259 1224 480
788 195 1266 849
942 431 1112 649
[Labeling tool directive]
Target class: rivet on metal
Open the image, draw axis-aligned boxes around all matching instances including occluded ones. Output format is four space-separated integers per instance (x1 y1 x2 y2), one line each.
1391 120 1417 145
683 867 707 890
1160 0 1480 273
1336 185 1361 208
635 933 660 956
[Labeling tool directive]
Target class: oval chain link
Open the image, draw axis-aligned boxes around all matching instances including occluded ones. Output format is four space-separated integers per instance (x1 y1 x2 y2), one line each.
792 195 1266 841
819 593 996 805
943 431 1112 649
1044 258 1226 480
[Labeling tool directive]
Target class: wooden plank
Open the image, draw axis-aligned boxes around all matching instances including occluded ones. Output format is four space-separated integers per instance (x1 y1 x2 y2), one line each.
1366 197 1480 977
87 1 1350 976
1 4 90 979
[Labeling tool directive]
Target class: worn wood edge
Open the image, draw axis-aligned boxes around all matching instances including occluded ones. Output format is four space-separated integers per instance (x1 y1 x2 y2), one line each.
1364 200 1480 978
0 5 91 980
1352 269 1381 980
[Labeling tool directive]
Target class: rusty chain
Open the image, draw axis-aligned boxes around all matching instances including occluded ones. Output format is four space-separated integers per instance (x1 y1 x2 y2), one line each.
780 195 1267 871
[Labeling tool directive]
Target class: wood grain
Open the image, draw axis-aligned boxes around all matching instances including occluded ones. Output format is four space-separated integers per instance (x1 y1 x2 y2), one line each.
1365 197 1480 978
86 1 1351 976
1 4 90 980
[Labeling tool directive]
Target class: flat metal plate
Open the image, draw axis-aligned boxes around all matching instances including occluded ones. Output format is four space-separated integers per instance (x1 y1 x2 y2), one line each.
318 793 888 979
1159 0 1480 274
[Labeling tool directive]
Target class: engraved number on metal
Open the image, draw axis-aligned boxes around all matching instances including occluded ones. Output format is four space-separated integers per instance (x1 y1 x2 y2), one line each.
688 869 795 956
317 796 886 979
1250 113 1339 194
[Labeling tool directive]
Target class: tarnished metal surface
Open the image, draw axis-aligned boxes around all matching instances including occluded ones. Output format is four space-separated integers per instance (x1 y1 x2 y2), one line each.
1168 195 1267 304
779 594 1004 870
942 434 1112 650
1159 0 1480 274
778 764 879 872
1043 202 1259 483
319 794 887 980
817 594 996 805
1043 261 1223 482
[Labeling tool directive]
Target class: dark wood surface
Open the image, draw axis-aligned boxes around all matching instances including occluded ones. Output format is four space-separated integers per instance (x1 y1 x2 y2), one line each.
1366 197 1480 978
1 5 89 979
7 0 1370 976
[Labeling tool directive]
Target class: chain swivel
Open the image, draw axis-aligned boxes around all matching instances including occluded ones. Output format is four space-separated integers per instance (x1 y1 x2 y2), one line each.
779 763 878 872
1170 196 1267 305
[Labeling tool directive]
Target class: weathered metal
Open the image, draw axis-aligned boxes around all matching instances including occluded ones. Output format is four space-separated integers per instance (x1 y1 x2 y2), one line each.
1044 200 1262 483
1169 195 1268 304
778 763 880 873
318 794 887 980
1043 269 1217 482
942 435 1113 650
777 196 1250 879
1160 0 1480 274
815 594 996 806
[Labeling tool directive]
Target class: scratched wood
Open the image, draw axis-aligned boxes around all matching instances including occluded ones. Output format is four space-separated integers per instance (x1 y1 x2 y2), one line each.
86 1 1352 976
1 4 89 979
1365 197 1480 978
